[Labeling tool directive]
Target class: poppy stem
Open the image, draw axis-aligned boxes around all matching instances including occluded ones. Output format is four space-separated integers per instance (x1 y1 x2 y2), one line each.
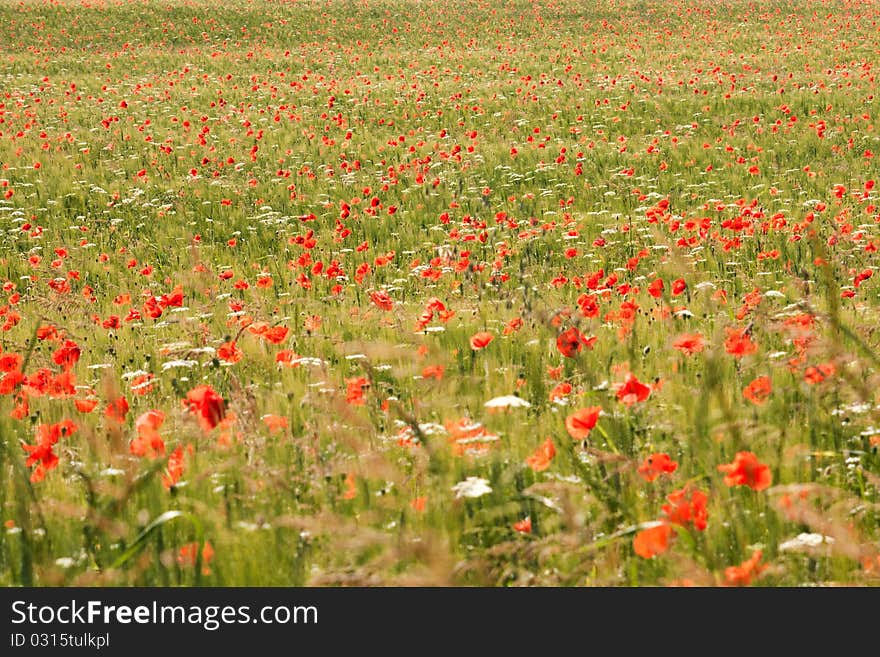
593 423 620 454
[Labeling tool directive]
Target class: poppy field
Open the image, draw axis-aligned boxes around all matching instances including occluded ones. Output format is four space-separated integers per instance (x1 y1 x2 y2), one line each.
1 0 879 587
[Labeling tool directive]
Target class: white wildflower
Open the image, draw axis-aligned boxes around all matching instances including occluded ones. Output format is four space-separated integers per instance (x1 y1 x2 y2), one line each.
779 533 835 552
484 395 531 409
452 477 493 499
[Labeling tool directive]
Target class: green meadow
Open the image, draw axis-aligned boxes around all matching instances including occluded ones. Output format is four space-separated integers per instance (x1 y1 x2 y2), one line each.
0 0 878 586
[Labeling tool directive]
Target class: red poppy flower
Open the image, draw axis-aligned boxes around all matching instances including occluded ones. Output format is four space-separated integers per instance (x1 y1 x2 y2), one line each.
183 385 226 432
262 326 289 344
135 409 164 435
10 396 28 420
526 437 556 472
565 406 602 440
421 364 445 380
0 353 23 373
51 340 80 371
36 324 61 341
513 517 532 534
548 381 572 402
142 296 162 319
637 453 678 482
22 420 76 482
556 326 596 358
261 414 288 434
662 486 708 531
75 398 98 413
369 290 394 311
633 522 674 559
0 370 25 396
804 362 835 384
217 341 243 364
469 331 494 350
547 364 564 380
105 396 129 424
577 293 600 318
615 373 652 406
724 327 758 358
130 373 155 396
345 376 369 405
22 440 59 483
342 473 357 500
162 446 187 489
48 371 76 399
743 376 772 405
36 419 76 442
131 410 165 458
724 550 767 586
177 541 214 576
503 317 523 335
717 451 772 491
22 368 49 396
275 350 300 367
854 269 873 288
672 333 706 356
